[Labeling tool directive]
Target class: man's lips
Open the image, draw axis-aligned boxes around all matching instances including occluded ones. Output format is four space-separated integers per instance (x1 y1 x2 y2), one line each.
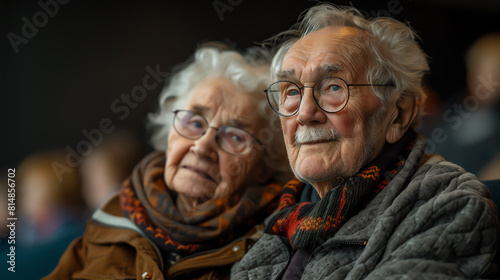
182 166 217 183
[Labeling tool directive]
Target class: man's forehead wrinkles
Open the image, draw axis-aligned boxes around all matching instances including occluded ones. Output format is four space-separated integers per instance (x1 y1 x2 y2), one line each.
279 63 344 84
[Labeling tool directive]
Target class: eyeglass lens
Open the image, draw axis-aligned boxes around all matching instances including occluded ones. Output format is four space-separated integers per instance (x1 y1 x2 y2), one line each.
173 110 254 154
267 77 349 116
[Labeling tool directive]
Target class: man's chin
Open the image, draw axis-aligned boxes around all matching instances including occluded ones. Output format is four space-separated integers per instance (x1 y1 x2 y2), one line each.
293 170 338 198
292 164 359 187
294 167 332 185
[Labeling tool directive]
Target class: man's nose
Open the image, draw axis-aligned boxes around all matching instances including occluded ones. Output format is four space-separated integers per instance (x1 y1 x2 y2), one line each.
296 87 327 125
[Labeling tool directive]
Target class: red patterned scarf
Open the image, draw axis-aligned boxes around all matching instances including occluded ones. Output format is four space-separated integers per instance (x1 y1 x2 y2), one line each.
266 130 416 250
120 152 281 254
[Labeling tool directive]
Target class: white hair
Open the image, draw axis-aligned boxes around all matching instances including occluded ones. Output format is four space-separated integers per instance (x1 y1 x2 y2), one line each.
148 44 290 183
269 3 430 127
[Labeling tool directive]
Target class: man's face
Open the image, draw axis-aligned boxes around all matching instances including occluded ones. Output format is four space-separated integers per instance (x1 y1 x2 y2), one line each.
279 26 390 196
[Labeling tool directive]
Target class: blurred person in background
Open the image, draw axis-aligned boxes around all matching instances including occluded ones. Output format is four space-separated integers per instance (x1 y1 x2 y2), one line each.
44 43 291 280
80 129 143 212
1 149 87 279
424 33 500 179
17 149 86 246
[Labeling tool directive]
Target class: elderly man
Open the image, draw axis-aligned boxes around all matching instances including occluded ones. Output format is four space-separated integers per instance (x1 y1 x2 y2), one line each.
231 4 500 279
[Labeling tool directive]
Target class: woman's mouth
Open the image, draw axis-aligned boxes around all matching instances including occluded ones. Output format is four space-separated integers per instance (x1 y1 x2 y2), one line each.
182 166 217 183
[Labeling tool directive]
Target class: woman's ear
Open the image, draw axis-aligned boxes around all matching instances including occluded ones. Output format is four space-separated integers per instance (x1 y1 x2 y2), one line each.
386 93 420 144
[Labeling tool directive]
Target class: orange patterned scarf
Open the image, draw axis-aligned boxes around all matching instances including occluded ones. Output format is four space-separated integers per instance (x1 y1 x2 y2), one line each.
266 130 416 250
120 152 281 254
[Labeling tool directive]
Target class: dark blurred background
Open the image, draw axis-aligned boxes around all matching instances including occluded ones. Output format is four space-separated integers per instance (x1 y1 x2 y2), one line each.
1 0 499 277
2 0 499 169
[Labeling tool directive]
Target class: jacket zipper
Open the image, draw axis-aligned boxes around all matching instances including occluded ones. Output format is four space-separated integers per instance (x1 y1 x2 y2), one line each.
329 240 367 246
313 239 368 255
142 234 165 272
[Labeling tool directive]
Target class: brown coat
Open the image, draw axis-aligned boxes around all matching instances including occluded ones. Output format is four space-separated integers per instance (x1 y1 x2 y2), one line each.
43 194 262 280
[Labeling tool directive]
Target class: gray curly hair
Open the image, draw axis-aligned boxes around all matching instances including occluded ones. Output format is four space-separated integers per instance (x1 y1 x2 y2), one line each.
269 3 430 127
148 44 290 183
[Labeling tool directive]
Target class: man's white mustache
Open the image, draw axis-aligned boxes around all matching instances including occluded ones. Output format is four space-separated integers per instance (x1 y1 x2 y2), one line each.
295 127 342 144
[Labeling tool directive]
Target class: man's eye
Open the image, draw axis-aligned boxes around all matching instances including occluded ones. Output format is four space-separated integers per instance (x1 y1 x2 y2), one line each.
286 89 300 96
329 85 341 91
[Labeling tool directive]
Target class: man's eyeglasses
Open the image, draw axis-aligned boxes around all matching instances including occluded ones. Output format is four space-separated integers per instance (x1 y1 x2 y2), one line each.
172 110 263 155
265 77 392 117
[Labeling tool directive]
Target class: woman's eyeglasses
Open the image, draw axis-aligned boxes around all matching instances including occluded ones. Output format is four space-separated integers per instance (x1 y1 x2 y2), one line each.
172 110 263 155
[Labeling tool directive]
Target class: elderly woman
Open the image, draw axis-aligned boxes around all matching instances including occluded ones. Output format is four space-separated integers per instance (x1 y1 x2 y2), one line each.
44 45 290 280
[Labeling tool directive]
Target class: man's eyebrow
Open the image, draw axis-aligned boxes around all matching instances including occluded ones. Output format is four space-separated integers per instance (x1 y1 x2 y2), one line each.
276 64 343 82
277 69 296 81
312 64 343 81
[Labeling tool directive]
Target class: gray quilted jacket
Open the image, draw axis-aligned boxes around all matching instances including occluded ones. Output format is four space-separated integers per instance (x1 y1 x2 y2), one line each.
231 135 500 279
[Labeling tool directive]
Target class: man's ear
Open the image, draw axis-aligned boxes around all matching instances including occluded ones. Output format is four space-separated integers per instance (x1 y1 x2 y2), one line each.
386 93 420 144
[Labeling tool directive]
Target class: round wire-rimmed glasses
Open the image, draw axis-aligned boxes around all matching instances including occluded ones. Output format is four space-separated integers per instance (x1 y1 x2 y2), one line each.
172 109 263 155
265 77 392 117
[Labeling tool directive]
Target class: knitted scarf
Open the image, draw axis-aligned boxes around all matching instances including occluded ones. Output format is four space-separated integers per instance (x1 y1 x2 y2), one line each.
120 152 281 254
266 130 416 250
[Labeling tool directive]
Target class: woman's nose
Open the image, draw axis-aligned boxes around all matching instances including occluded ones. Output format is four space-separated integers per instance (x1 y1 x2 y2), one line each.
190 128 218 161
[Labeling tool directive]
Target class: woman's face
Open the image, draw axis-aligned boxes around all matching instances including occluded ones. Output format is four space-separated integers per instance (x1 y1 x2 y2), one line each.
165 77 267 208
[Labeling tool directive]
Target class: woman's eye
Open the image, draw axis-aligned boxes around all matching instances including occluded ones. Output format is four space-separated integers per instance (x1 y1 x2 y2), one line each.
190 121 203 128
231 135 243 142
